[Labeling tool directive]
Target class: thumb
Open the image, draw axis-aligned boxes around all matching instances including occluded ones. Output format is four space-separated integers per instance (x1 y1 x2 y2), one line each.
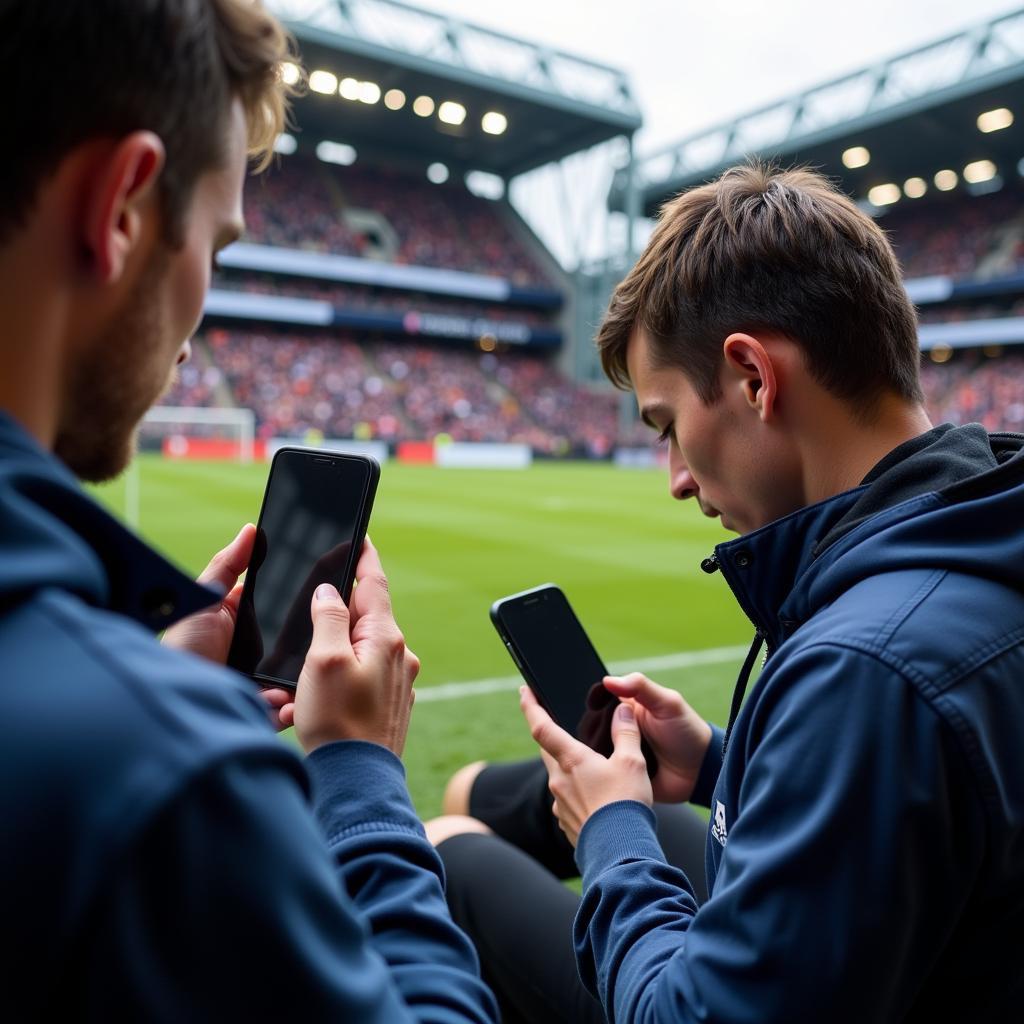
308 583 353 662
610 702 643 760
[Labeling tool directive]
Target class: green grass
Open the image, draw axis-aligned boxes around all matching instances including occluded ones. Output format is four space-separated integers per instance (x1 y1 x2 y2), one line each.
92 457 751 817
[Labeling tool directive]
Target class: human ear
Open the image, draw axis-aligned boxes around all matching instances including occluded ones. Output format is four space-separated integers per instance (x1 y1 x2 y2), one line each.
81 132 165 284
722 333 778 421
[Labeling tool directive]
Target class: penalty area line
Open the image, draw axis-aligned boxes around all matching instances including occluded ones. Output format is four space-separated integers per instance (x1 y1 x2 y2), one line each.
414 644 750 704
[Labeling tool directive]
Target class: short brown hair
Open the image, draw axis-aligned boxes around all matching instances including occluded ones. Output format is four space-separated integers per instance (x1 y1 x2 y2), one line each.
0 0 296 245
597 164 923 408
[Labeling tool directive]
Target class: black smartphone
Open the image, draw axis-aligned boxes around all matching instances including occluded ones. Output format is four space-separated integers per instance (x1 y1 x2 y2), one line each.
227 446 380 689
490 584 657 775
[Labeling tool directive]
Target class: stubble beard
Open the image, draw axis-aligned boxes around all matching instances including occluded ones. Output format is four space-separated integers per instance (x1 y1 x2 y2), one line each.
54 248 178 483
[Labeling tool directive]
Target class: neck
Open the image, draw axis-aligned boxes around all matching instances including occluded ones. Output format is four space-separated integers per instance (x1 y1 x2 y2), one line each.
0 237 69 449
799 392 934 506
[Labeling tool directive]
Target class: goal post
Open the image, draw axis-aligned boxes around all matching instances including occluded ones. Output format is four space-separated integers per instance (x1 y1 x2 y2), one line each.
123 406 257 529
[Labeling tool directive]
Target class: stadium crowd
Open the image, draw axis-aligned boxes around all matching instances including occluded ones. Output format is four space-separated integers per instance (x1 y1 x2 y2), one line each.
243 156 552 286
156 328 1024 455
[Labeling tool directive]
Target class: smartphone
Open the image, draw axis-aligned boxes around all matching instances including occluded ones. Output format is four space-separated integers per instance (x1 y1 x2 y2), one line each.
490 584 657 775
227 446 380 689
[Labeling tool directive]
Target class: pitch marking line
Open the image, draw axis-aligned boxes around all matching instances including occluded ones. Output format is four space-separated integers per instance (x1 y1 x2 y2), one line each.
415 645 749 704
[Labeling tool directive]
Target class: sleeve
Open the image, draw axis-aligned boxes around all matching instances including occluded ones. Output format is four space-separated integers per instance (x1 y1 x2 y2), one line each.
77 740 498 1024
689 722 724 808
572 643 986 1024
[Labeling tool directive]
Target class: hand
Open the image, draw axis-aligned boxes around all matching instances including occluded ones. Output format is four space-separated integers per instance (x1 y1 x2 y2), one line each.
520 686 652 847
279 539 420 755
602 673 712 804
162 524 255 664
162 523 292 731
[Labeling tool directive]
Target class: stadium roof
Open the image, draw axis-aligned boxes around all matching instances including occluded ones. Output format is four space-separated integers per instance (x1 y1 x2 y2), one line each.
609 6 1024 216
266 0 642 178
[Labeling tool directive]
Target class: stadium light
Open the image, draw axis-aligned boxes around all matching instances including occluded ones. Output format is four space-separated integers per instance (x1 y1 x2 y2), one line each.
338 77 360 101
929 345 953 363
413 95 435 117
867 183 900 206
934 169 958 191
842 146 870 169
358 81 381 105
978 107 1013 133
479 334 497 352
279 61 302 86
439 101 467 126
309 70 338 95
273 133 298 156
482 111 508 136
466 170 505 200
903 177 927 199
964 159 997 184
384 88 406 111
316 141 357 166
427 162 449 184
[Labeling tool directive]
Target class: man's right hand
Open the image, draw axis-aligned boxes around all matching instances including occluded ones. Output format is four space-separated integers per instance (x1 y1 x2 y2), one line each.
601 673 712 804
278 540 420 756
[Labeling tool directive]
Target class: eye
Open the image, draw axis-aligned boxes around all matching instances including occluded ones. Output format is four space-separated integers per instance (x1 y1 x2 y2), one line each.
655 424 673 447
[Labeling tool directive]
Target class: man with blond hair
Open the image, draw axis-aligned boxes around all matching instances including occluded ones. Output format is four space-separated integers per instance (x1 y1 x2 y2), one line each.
430 164 1024 1022
0 2 496 1019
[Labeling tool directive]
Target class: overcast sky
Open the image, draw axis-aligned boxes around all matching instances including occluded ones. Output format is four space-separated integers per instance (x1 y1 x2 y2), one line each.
414 0 1021 154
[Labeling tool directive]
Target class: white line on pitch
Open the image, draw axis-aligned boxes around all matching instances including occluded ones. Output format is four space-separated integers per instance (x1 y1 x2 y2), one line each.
414 644 749 704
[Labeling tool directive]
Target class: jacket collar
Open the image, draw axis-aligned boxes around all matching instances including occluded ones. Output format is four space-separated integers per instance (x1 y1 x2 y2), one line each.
0 411 219 631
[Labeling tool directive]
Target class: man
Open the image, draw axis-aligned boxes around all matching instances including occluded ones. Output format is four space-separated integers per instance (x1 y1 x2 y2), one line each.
429 164 1024 1021
0 2 496 1020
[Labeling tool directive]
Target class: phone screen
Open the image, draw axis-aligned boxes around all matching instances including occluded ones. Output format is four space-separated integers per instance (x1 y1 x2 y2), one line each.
228 448 378 687
492 586 618 758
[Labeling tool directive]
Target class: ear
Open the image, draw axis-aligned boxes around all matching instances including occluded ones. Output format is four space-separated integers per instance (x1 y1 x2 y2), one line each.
722 332 779 422
81 132 165 284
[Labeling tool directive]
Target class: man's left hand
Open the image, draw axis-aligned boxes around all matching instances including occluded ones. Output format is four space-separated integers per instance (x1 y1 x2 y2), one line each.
520 686 653 847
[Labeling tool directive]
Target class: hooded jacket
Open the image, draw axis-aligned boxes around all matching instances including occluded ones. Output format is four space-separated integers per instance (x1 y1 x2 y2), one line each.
573 424 1024 1022
0 412 496 1023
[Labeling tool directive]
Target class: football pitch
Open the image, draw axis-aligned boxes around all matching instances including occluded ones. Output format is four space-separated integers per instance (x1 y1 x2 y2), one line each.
92 456 751 818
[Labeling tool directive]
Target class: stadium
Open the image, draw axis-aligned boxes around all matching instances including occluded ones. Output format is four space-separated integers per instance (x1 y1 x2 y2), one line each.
92 1 1024 815
8 1 1024 1017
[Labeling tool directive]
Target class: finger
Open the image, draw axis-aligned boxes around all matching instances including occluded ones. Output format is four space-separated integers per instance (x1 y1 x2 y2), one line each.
197 524 257 594
609 702 645 764
221 580 246 617
603 673 682 718
277 703 295 728
350 538 393 619
260 687 293 709
520 686 585 764
306 583 354 671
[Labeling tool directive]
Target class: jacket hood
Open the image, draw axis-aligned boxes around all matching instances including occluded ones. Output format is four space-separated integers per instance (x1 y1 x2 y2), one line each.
0 412 217 630
714 427 1024 651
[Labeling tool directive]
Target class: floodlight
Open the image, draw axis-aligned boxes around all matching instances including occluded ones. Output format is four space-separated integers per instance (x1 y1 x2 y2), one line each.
384 88 406 110
339 77 360 101
929 345 953 363
273 133 297 155
316 141 357 166
842 146 870 169
978 108 1013 133
358 81 381 105
413 95 435 117
903 177 927 199
309 70 338 95
465 170 505 200
427 162 449 184
439 101 467 126
279 62 301 86
934 169 958 191
482 111 508 136
963 159 996 184
867 183 900 206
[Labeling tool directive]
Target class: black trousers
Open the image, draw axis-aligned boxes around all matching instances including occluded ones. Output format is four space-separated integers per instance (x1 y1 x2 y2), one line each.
437 759 708 1024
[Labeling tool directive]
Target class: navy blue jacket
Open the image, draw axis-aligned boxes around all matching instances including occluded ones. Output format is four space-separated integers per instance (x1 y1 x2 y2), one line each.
0 413 497 1022
573 425 1024 1021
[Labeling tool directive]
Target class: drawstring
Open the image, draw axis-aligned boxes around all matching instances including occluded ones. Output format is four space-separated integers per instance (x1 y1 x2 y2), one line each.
721 629 765 758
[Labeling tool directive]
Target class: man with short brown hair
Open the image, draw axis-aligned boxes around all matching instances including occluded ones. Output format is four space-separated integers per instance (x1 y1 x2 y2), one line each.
430 163 1024 1022
0 2 495 1019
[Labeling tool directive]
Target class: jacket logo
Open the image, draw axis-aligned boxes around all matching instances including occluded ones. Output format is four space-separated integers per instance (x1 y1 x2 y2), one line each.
712 800 728 846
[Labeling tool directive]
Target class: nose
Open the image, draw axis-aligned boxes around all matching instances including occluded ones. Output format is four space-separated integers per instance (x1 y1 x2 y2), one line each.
176 339 192 366
669 449 698 502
